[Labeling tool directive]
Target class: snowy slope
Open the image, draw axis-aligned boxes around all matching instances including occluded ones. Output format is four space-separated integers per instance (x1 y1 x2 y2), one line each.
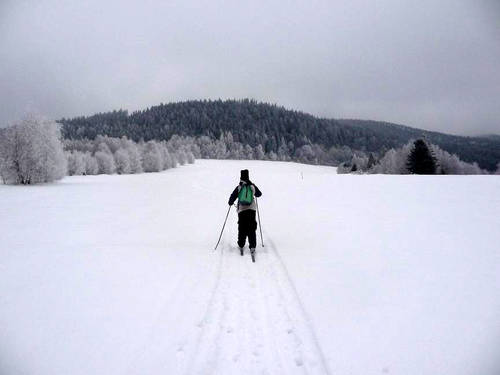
1 160 499 375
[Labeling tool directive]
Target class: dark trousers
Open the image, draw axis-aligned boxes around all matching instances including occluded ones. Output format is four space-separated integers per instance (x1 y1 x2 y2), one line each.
238 209 257 248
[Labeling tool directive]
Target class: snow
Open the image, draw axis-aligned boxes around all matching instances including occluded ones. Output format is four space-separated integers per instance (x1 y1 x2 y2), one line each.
1 160 499 375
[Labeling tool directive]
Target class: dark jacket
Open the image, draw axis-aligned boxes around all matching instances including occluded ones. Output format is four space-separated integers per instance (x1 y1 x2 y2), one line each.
228 180 262 213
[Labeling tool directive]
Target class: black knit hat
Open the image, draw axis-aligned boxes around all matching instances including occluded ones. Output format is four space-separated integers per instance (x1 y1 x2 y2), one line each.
240 169 249 181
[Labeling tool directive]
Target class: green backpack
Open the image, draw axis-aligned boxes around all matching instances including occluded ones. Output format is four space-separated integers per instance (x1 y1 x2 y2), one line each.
238 184 254 206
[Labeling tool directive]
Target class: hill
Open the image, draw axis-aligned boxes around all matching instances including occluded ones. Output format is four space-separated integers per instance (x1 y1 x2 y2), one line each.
59 99 500 171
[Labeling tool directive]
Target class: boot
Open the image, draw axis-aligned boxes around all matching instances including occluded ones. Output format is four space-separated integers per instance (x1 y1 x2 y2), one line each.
239 246 244 256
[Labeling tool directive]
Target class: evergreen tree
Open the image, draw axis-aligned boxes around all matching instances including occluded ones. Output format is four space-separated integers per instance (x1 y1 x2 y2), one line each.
367 153 376 169
406 139 437 174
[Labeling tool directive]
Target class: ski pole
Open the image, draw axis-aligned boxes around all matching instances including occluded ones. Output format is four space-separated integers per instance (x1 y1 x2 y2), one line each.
214 205 231 251
256 197 264 247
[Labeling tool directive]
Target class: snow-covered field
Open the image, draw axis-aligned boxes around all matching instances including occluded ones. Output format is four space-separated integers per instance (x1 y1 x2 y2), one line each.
1 160 499 375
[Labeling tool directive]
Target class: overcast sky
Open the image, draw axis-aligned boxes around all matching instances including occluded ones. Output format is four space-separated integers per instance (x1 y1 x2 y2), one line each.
1 0 499 135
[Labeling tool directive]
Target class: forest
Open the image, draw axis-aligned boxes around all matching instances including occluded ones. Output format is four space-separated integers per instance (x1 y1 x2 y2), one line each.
59 99 500 171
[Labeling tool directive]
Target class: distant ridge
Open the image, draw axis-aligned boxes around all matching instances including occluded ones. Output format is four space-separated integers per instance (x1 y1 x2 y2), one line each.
59 99 500 171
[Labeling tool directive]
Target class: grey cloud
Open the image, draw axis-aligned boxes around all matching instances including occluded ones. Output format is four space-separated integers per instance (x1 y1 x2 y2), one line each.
0 0 499 135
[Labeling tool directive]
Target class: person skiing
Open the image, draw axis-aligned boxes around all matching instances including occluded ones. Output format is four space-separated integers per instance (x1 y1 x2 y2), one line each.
228 169 262 257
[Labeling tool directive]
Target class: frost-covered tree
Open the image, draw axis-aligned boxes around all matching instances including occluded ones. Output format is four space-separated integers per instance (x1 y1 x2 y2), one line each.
351 154 368 171
369 141 488 175
189 143 201 159
176 150 187 165
170 152 178 167
63 138 94 154
66 150 86 175
254 144 265 160
61 134 196 176
159 144 174 169
0 115 67 184
95 135 121 154
0 152 5 184
197 136 215 158
277 140 290 161
118 137 142 173
336 162 351 174
95 151 116 174
114 149 131 174
371 142 413 174
215 139 228 159
0 125 26 184
371 149 398 174
128 145 143 173
96 141 113 155
336 152 369 174
141 141 162 172
327 145 353 165
37 119 67 182
83 152 99 175
243 144 253 159
295 145 316 164
230 142 244 159
430 144 485 174
461 161 483 175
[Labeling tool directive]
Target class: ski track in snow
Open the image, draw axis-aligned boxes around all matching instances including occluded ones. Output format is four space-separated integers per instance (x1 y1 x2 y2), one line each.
185 233 331 375
125 220 331 375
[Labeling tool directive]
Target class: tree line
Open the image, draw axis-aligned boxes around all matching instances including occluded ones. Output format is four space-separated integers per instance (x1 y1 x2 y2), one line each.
0 116 195 185
337 139 499 175
64 135 195 176
2 110 499 185
59 99 500 171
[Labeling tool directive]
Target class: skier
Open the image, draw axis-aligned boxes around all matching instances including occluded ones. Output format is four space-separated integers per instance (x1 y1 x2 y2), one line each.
228 169 262 257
